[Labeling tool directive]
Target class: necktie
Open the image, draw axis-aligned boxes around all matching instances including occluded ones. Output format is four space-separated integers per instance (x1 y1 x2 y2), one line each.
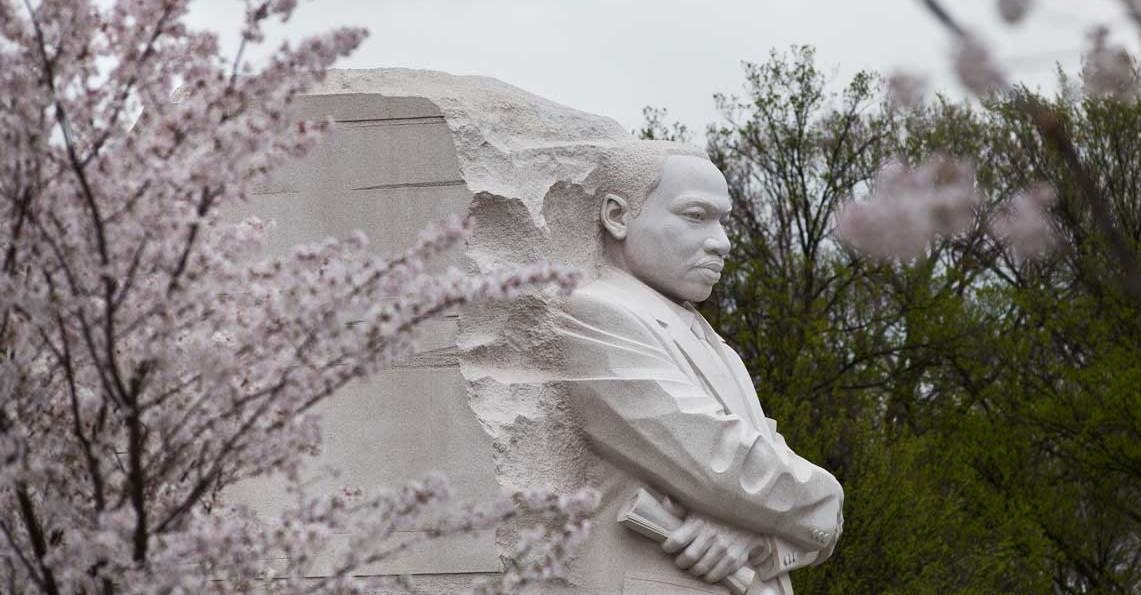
687 308 718 347
691 316 712 346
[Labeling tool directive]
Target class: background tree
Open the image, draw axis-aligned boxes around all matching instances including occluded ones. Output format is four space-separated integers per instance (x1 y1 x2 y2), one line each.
0 0 595 593
641 41 1139 593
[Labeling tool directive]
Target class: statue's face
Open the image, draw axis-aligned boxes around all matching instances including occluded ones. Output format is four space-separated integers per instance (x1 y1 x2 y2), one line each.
618 155 732 304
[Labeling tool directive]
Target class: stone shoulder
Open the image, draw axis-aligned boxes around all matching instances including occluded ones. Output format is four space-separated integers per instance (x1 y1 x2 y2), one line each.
564 279 642 321
560 279 665 346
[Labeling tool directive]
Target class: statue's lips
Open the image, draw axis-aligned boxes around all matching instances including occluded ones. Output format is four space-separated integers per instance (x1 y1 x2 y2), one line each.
694 262 723 283
695 260 724 273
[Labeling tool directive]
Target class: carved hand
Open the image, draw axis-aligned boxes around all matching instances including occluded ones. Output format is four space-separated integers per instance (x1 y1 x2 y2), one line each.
660 499 773 584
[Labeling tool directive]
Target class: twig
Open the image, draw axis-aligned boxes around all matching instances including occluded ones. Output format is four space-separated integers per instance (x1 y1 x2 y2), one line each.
920 0 1141 308
1018 99 1141 306
15 486 61 595
920 0 967 39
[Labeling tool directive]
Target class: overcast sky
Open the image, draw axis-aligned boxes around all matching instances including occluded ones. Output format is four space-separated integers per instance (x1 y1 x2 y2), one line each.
187 0 1141 134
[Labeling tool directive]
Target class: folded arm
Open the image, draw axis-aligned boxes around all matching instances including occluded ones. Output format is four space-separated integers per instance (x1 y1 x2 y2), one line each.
556 292 843 552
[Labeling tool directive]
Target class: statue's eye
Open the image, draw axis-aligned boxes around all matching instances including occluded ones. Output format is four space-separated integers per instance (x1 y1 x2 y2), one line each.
683 209 705 221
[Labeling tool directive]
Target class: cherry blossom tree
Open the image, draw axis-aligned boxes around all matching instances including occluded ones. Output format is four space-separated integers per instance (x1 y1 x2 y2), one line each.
0 0 595 593
837 0 1140 305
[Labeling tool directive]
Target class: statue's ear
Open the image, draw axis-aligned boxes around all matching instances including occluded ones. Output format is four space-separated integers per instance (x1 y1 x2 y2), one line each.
600 193 629 241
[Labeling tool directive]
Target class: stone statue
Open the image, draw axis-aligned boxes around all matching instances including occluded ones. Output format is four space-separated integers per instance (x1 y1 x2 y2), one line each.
553 144 844 594
248 68 841 593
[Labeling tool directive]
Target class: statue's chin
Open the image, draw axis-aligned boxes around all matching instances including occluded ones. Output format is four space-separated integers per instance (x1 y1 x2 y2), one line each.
665 284 715 305
687 289 714 304
626 269 714 304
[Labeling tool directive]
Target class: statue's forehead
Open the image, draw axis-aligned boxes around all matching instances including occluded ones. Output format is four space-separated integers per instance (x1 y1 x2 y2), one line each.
656 155 729 194
662 153 713 167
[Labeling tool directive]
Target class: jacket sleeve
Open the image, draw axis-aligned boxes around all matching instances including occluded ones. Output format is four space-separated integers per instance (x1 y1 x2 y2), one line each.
555 291 843 552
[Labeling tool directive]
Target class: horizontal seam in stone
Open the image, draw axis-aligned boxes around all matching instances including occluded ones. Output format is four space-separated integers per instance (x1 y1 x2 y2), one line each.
352 179 467 191
335 115 446 126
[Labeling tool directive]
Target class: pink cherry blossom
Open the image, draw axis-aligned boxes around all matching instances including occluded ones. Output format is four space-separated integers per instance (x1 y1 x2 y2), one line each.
1081 26 1139 101
888 72 928 109
0 1 594 592
954 36 1008 96
989 183 1059 258
835 155 982 260
996 0 1033 25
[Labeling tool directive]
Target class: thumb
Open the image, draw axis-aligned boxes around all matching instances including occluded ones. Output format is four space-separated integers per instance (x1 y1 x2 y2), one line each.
747 537 772 567
660 496 686 520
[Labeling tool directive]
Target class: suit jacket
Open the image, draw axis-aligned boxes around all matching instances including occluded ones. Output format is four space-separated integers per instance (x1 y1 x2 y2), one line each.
551 268 843 594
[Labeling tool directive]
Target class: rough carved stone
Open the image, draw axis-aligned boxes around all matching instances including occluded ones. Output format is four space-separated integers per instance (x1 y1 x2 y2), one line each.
245 68 843 593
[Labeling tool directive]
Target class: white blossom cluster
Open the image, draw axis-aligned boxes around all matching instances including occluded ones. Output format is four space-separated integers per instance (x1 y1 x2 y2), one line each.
834 155 982 259
996 0 1032 25
954 37 1008 97
835 155 1059 261
850 0 1141 264
887 73 928 110
903 1 1138 108
1082 26 1139 101
989 183 1059 258
0 0 594 593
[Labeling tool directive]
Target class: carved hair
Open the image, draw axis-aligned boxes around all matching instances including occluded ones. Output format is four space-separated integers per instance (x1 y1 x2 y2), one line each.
580 140 707 217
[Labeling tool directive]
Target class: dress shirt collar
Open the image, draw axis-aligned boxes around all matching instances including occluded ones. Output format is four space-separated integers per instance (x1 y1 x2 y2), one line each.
598 266 711 341
663 293 698 329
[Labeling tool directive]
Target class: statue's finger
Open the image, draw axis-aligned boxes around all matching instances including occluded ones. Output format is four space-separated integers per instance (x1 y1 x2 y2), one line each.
676 528 715 569
662 518 703 554
690 536 728 578
704 543 747 583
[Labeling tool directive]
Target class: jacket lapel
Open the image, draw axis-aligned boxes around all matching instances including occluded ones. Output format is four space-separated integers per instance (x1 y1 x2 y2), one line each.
599 270 751 422
699 323 774 439
669 322 749 418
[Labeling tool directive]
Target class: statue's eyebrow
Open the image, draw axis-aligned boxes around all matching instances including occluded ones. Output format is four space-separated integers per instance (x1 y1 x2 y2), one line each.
673 196 731 216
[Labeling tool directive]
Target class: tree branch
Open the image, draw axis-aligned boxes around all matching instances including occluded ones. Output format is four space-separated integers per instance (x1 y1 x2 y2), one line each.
1018 100 1141 306
15 486 60 595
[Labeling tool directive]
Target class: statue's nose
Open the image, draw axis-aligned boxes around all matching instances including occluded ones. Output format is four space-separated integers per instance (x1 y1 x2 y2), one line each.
704 226 730 256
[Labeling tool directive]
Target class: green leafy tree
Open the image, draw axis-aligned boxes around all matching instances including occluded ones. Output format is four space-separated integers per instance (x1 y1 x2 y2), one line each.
641 46 1140 593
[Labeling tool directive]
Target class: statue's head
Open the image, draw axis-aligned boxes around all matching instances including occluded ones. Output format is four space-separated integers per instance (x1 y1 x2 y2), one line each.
582 142 732 304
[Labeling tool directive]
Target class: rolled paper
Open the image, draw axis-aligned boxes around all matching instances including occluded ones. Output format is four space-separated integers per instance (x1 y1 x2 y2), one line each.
617 489 756 595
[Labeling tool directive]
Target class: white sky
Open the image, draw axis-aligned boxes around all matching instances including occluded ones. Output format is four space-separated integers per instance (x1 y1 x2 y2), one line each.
187 0 1141 134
